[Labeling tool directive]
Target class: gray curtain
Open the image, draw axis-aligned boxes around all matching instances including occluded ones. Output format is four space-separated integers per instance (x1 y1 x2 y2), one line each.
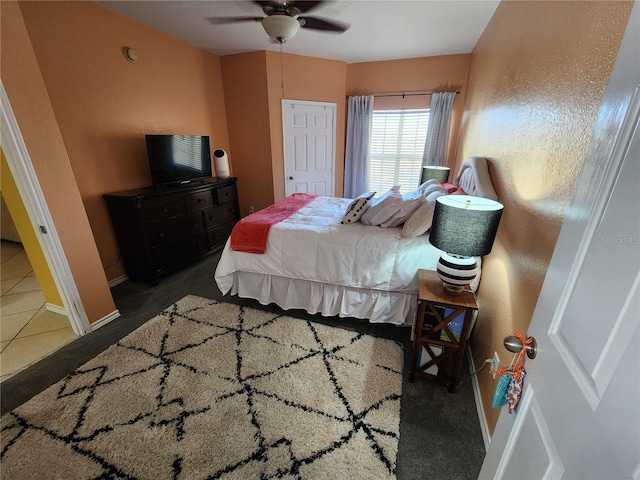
344 95 373 198
421 92 456 168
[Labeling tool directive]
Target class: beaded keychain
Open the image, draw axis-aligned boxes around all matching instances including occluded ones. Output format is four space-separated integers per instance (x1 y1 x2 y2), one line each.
490 332 533 414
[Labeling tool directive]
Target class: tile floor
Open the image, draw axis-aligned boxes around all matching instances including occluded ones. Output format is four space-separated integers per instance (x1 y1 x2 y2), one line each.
1 240 76 382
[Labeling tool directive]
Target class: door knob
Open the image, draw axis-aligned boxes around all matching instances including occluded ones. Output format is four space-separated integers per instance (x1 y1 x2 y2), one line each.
504 334 537 359
289 176 294 180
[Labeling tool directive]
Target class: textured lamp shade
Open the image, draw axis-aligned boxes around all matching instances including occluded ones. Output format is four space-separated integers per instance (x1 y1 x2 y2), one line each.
429 195 504 292
262 15 300 43
421 166 451 183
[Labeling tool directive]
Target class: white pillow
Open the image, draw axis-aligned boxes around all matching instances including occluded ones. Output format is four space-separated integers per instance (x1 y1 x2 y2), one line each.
417 179 441 195
360 186 402 226
380 189 424 228
400 189 446 238
341 192 375 224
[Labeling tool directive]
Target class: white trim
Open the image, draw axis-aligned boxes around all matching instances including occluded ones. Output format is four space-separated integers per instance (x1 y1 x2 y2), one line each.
467 344 491 451
108 274 129 288
0 81 91 336
45 302 68 316
90 309 121 331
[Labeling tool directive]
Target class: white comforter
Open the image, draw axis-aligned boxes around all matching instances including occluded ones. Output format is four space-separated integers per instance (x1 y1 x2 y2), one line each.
215 196 444 298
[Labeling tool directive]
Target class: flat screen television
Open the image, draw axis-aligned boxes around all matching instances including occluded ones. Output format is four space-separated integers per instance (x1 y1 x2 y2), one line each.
145 134 212 187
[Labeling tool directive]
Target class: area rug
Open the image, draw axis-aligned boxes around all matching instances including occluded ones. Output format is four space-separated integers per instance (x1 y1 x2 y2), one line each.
1 296 404 479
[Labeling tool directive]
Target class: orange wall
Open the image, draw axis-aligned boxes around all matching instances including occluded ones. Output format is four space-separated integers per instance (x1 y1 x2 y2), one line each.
266 52 348 200
222 51 347 215
220 52 274 216
455 0 633 434
347 55 471 170
224 52 464 213
17 1 231 282
1 0 115 323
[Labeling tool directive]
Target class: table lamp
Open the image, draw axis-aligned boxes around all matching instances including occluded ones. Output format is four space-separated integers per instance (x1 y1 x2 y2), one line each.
421 166 451 184
428 195 503 293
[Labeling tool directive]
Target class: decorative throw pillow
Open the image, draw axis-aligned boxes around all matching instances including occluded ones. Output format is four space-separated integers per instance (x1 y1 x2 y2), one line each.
440 182 459 193
341 192 376 224
380 189 424 228
360 186 402 226
441 182 467 195
400 189 446 238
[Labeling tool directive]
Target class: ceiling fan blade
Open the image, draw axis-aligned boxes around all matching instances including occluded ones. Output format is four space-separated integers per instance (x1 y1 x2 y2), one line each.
299 15 349 32
206 16 263 25
253 1 326 15
291 1 327 14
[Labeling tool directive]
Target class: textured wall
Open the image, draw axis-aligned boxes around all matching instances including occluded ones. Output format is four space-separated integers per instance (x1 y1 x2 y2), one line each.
266 52 348 201
17 1 231 282
347 55 472 168
2 1 116 323
456 0 633 434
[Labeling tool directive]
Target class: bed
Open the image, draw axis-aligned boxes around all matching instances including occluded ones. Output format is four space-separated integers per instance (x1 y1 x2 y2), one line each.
214 156 499 325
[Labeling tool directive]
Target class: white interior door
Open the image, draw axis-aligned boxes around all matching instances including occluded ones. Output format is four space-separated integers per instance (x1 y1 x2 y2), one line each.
282 100 335 197
480 7 639 479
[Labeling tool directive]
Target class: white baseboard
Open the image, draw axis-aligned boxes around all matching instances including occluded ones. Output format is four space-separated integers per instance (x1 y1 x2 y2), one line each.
108 274 129 288
90 309 121 331
467 345 492 451
45 302 67 316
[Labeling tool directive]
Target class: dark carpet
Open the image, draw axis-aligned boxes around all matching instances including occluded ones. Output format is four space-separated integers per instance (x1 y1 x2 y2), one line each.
0 251 485 479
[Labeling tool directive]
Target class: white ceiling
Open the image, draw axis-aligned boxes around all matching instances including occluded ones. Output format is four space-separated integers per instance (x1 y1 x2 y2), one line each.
94 0 500 64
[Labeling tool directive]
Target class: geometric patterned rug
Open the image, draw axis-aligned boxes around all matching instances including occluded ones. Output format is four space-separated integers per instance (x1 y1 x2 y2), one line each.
1 296 403 479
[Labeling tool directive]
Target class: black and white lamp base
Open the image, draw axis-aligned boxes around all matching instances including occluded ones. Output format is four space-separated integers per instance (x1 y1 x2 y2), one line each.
436 253 478 293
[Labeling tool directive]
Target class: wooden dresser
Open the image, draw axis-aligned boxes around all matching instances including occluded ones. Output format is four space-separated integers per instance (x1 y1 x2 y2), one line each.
103 177 239 285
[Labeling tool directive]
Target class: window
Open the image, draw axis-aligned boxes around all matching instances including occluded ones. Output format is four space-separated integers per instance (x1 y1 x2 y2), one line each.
369 109 430 194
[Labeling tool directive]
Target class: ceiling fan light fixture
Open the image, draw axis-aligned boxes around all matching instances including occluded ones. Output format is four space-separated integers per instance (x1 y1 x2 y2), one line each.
262 15 300 43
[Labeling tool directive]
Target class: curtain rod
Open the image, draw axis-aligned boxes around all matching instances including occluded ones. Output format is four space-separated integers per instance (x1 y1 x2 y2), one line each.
373 91 460 98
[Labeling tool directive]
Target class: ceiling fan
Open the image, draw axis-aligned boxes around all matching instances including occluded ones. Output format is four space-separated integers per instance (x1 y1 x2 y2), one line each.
207 1 350 44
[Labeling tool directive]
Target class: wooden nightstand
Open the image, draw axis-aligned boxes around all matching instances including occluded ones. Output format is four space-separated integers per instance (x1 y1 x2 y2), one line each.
409 269 478 392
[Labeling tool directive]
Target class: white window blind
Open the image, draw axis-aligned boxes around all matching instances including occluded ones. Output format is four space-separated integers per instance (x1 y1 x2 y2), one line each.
369 109 430 194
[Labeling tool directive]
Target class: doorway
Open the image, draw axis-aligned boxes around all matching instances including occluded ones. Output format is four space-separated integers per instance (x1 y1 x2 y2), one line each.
1 239 75 381
1 82 91 342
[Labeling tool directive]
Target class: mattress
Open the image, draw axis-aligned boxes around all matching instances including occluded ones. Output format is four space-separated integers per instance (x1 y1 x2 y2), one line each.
214 195 480 325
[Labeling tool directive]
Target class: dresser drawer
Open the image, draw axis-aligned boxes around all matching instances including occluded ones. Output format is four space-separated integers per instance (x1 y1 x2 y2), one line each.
184 191 214 212
141 197 184 221
146 213 205 246
215 184 238 204
204 203 239 229
207 221 235 249
152 233 209 270
104 178 239 285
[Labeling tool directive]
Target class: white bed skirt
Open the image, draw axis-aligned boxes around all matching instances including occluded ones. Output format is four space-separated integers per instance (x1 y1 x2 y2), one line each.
226 271 417 326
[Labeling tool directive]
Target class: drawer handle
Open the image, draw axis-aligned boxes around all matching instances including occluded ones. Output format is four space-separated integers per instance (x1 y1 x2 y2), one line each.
193 222 199 227
198 199 204 204
162 207 169 213
159 232 165 238
209 216 215 221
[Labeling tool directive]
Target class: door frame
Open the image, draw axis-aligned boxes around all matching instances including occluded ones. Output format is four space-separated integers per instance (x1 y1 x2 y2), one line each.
282 99 336 197
1 82 91 336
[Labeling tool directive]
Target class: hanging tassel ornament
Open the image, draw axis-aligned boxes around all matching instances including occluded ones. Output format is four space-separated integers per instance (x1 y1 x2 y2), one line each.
489 332 533 414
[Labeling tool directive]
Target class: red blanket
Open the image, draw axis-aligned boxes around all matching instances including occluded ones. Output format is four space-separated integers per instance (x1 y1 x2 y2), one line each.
230 193 318 254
